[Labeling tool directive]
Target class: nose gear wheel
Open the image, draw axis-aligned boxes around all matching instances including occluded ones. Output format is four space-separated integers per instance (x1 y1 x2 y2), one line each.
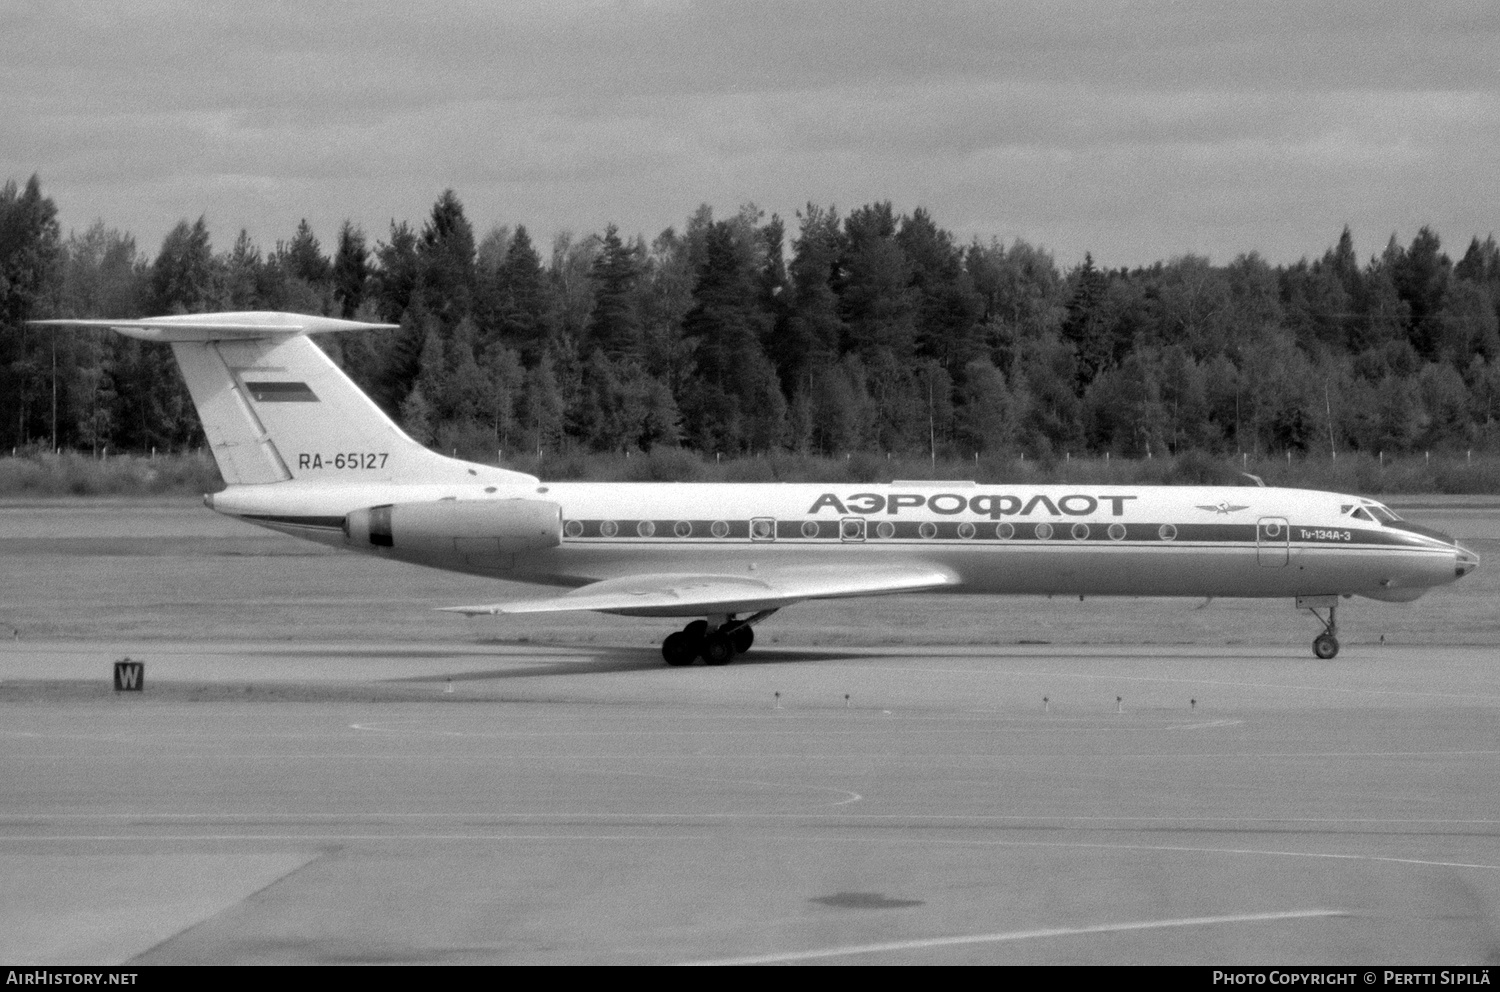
1307 603 1339 659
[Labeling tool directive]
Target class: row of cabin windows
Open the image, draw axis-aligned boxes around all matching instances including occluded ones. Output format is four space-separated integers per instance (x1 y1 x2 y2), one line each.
562 519 1183 542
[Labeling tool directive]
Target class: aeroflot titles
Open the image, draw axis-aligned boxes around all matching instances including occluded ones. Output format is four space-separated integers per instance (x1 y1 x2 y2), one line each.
808 492 1139 518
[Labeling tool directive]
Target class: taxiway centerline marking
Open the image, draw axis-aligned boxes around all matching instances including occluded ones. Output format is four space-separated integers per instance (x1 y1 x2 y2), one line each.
5 833 1497 873
0 833 715 843
841 835 1500 873
871 666 1500 702
6 812 1499 825
683 909 1348 965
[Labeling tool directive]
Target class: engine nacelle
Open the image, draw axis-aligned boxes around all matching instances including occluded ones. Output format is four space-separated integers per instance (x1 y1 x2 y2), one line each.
344 498 562 558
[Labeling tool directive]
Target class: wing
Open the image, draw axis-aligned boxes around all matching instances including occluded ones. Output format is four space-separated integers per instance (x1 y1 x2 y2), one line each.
440 563 960 618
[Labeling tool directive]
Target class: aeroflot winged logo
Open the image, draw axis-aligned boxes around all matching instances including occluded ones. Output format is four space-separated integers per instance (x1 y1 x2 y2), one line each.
1196 501 1250 514
808 492 1138 518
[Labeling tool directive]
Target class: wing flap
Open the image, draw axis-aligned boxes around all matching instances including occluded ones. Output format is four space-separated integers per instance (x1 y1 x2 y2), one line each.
441 563 960 618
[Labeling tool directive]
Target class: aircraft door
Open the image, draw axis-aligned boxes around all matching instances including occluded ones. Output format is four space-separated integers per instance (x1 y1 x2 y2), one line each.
1257 517 1289 566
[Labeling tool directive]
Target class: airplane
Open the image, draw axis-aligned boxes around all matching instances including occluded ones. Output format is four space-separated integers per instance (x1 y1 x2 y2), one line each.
33 311 1479 663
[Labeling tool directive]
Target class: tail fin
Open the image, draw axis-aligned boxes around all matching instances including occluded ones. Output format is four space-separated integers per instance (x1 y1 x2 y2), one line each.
31 312 538 488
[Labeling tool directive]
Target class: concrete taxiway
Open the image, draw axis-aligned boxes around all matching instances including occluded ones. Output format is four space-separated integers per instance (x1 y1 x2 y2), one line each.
3 639 1499 965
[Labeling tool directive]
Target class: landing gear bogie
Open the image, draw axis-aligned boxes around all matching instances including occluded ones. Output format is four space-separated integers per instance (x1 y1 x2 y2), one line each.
659 611 774 667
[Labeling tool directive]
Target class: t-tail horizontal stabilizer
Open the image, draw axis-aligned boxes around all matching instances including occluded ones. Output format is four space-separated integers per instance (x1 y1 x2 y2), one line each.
29 311 399 342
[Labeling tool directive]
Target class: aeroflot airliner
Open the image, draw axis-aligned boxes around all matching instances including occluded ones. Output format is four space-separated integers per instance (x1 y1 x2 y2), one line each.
34 312 1479 663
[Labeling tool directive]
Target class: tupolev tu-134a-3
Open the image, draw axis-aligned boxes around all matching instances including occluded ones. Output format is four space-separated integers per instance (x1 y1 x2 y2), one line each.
33 311 1479 664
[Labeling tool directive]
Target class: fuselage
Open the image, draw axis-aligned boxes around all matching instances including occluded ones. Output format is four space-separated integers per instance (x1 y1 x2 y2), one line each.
209 478 1477 604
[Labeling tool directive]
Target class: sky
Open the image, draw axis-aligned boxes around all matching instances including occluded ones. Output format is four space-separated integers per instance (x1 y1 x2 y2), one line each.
3 0 1498 269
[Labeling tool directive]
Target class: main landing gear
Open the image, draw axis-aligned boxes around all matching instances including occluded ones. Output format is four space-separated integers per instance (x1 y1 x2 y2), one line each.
661 611 775 666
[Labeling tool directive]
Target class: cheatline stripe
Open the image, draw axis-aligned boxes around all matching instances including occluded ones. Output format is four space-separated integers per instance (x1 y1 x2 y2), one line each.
560 539 1445 556
562 519 1428 547
682 909 1348 965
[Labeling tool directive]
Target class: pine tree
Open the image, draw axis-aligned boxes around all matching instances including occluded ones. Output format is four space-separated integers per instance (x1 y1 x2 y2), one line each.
0 175 63 448
588 224 643 359
1455 236 1500 284
680 220 784 452
897 207 982 368
1060 253 1111 386
150 217 215 314
494 225 549 363
282 219 330 285
418 189 476 325
1392 226 1451 358
637 227 697 392
220 230 264 309
840 202 914 358
372 221 420 323
773 204 845 394
332 221 369 318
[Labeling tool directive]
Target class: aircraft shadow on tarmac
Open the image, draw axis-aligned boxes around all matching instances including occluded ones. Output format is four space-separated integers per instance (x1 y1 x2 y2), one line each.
396 645 867 681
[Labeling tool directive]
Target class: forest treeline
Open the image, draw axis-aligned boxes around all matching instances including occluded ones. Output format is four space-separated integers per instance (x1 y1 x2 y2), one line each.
3 174 1499 463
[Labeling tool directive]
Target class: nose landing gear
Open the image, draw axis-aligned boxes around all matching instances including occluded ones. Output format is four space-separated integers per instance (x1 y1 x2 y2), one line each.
660 611 774 666
1306 602 1339 659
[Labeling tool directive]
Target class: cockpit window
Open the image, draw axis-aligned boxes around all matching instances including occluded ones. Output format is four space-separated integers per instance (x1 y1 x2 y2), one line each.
1364 503 1402 524
1347 507 1374 522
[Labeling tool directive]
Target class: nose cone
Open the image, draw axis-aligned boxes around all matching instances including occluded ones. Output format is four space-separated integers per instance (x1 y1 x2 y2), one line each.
1386 519 1478 582
1455 542 1480 579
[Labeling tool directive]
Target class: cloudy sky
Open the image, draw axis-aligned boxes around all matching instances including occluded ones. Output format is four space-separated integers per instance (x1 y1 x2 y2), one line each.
4 0 1497 268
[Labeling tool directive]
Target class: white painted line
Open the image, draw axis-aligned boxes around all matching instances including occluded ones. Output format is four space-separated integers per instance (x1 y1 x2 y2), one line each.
6 812 1499 826
846 836 1500 874
870 665 1500 702
0 833 715 843
4 834 1497 875
684 909 1348 965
